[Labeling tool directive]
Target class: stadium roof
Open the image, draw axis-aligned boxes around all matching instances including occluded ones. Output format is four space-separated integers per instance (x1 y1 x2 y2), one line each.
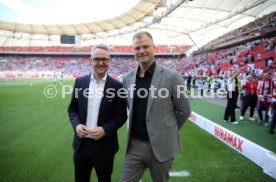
0 0 275 48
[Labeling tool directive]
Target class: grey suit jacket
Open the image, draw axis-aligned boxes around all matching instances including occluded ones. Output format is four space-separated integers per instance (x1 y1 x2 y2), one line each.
123 63 191 162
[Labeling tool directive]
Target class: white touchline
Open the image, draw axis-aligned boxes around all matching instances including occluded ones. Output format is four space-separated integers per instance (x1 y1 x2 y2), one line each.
169 171 190 177
138 171 190 181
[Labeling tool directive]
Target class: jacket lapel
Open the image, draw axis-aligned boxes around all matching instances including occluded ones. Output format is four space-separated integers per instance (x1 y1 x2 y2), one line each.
97 75 111 125
128 69 138 116
83 74 91 122
146 64 163 115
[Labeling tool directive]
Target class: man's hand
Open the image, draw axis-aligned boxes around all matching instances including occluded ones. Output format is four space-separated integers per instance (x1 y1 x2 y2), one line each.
89 127 106 140
75 124 89 138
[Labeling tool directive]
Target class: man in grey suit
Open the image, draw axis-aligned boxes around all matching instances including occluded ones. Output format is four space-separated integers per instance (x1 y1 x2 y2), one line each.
120 31 191 182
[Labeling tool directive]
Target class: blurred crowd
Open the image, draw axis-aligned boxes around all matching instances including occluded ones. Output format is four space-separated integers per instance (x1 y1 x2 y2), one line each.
0 44 191 54
0 11 276 134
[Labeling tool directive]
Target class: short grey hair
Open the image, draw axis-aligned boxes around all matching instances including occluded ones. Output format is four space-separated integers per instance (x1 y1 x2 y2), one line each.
91 43 109 56
132 31 153 42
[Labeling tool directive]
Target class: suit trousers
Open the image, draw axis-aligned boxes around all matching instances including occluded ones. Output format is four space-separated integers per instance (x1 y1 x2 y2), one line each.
120 138 172 182
74 138 114 182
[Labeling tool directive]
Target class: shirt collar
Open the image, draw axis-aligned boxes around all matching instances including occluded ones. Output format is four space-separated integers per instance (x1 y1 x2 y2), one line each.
136 61 156 76
91 73 107 82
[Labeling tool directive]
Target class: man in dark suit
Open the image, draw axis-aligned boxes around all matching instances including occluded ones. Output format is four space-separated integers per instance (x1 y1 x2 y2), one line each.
120 31 191 182
68 44 127 182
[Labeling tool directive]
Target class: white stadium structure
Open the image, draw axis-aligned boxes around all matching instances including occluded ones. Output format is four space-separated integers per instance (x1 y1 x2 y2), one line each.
0 0 275 52
0 0 276 181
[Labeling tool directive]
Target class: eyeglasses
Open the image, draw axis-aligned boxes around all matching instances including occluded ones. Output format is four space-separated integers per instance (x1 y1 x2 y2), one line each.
92 57 111 64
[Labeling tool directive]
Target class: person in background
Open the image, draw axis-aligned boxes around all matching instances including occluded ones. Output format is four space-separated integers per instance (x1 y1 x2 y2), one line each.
187 73 192 95
224 68 243 124
233 71 241 109
257 72 274 127
197 77 206 97
207 73 213 92
239 75 258 121
121 31 191 182
269 84 276 134
68 44 127 182
53 71 57 85
192 76 196 88
60 71 64 85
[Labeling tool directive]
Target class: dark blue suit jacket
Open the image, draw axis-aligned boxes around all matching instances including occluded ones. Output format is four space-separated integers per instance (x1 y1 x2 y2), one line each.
68 74 127 156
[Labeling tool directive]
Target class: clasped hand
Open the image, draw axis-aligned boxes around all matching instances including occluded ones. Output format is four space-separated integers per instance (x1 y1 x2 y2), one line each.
76 124 105 140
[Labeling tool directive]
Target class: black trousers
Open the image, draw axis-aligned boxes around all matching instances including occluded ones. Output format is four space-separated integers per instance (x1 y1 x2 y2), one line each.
224 91 238 122
240 95 258 117
73 138 114 182
234 91 239 107
187 83 191 93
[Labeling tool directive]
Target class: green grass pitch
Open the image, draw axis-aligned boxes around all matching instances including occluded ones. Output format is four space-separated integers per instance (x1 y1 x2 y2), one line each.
0 79 274 181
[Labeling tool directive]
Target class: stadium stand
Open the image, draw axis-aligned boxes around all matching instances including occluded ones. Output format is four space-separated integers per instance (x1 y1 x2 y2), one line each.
1 0 276 181
0 45 191 54
1 12 275 80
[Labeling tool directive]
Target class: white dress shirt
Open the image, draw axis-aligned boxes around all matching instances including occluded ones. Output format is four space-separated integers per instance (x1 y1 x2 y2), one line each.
85 73 107 138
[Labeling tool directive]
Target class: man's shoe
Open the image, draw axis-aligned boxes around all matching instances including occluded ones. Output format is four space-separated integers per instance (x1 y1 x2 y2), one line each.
264 122 270 127
224 120 229 123
231 121 239 124
257 120 263 125
249 117 255 121
240 116 244 120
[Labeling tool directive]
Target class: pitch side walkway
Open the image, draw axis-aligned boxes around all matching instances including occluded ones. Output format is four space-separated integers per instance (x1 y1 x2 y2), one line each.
188 96 276 179
189 97 275 152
